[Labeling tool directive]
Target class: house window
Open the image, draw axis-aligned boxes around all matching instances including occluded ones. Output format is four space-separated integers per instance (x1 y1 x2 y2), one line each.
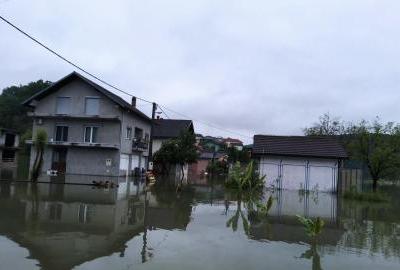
84 126 98 143
144 133 149 142
56 97 71 114
55 126 68 142
85 97 100 115
126 127 132 139
134 127 143 140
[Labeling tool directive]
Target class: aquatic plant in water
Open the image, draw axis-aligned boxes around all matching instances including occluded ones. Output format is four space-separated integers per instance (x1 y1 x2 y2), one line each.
225 161 265 191
296 215 325 238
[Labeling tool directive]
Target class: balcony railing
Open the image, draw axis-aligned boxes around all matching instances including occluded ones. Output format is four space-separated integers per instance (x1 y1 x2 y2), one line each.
25 140 119 149
132 138 148 151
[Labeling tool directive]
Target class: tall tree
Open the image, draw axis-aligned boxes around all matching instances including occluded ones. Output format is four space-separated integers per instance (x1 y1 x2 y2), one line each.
305 114 400 191
303 113 346 136
347 120 400 192
0 80 51 133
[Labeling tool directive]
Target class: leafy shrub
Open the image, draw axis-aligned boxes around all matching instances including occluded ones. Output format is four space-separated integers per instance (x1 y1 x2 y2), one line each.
225 161 265 191
297 215 325 238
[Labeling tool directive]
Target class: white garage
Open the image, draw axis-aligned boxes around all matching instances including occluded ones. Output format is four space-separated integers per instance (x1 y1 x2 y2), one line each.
253 135 347 193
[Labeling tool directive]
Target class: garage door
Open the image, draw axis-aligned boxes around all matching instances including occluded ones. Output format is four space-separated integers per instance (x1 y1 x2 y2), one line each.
281 164 306 190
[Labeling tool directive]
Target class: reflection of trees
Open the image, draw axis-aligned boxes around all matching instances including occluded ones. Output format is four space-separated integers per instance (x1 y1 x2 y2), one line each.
299 242 323 270
225 190 273 236
339 200 400 258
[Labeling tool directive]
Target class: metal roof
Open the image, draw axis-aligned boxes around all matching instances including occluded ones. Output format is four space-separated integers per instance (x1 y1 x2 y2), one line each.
253 135 348 159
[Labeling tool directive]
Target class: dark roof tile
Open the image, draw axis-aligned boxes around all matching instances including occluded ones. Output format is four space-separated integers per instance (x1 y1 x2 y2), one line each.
253 135 348 159
152 119 193 139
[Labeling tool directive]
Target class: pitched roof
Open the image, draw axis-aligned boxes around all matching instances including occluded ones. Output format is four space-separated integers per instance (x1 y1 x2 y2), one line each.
22 71 151 122
253 135 348 159
223 137 243 145
152 119 193 139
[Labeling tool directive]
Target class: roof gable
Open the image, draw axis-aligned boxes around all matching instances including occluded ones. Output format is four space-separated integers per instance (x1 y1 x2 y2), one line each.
253 135 348 159
152 119 193 139
22 72 151 122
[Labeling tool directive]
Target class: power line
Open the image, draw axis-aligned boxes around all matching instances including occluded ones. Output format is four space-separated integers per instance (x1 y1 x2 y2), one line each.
0 14 153 104
157 104 170 119
0 14 252 140
161 105 252 139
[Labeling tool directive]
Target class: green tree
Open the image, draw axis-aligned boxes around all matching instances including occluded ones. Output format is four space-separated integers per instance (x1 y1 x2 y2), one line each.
153 130 198 177
0 80 51 133
303 113 346 136
31 129 48 182
305 114 400 191
347 120 400 192
227 147 250 164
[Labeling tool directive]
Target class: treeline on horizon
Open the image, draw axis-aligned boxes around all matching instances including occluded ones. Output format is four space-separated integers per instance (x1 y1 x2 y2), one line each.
0 80 51 135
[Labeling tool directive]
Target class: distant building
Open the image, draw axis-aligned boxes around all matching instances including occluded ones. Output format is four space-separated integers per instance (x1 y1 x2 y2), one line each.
188 151 227 176
223 137 243 150
151 119 194 155
200 136 225 152
0 128 19 167
23 72 152 177
252 135 348 193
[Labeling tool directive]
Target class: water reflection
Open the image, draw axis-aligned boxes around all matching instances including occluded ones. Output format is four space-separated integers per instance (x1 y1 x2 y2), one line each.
0 176 399 270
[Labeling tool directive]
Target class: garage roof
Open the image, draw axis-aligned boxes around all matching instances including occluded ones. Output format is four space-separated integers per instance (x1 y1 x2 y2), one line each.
253 135 348 159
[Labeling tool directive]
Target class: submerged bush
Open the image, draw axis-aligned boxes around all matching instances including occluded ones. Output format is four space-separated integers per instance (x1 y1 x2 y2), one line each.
225 161 265 191
297 215 325 238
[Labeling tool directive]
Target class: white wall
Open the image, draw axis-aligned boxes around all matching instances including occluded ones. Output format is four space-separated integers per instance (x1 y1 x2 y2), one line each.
152 139 165 154
259 156 338 192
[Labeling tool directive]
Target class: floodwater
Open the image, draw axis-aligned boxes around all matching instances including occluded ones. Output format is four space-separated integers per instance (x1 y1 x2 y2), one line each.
0 173 399 270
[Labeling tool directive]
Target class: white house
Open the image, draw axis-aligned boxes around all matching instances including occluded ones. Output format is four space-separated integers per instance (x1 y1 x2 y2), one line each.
253 135 348 193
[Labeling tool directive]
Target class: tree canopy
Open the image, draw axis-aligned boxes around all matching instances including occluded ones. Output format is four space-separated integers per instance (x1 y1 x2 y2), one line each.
304 113 400 191
153 130 198 176
0 80 51 134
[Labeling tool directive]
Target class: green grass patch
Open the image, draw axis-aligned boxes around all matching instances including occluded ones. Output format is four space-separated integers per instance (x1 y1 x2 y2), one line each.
343 190 390 202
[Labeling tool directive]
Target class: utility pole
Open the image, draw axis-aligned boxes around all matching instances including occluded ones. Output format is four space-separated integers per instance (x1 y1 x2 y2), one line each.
148 102 157 170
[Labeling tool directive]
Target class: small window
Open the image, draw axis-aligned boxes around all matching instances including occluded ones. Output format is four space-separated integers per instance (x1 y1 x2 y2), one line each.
84 126 98 143
126 127 132 139
55 126 68 142
85 97 100 115
144 133 149 142
56 97 71 114
134 127 143 140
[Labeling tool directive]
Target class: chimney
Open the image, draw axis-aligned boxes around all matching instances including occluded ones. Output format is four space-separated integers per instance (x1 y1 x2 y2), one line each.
131 96 137 107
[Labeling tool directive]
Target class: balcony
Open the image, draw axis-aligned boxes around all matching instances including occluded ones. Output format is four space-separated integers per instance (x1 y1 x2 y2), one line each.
27 112 121 121
132 138 148 152
25 140 120 149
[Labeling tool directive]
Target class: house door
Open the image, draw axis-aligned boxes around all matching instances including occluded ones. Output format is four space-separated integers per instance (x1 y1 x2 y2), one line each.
52 148 67 174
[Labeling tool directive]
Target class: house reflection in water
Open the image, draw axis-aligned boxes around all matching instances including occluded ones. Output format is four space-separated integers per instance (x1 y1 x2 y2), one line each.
0 180 193 270
249 190 343 245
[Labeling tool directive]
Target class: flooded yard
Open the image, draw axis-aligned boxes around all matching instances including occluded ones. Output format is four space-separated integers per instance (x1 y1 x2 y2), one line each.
0 174 399 270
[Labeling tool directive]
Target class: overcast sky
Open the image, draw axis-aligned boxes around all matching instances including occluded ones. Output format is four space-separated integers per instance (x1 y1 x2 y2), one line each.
1 0 400 143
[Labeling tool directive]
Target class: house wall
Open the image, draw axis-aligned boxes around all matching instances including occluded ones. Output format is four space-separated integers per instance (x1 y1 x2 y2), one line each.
30 146 120 176
33 80 122 117
152 139 166 155
188 159 209 176
28 78 151 178
258 155 339 192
